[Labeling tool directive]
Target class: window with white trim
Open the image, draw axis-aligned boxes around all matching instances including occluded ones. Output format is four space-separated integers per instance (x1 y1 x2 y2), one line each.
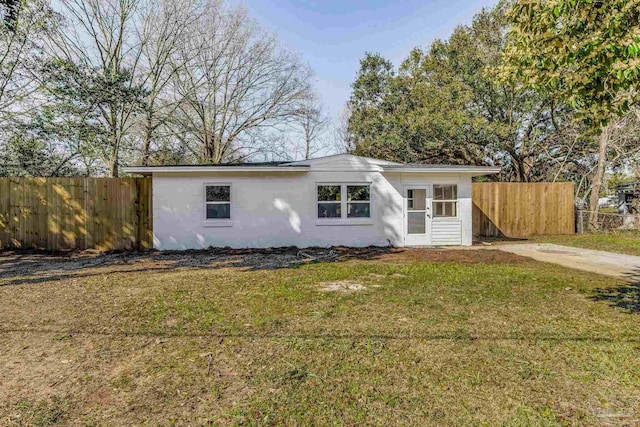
317 184 371 219
433 185 457 218
317 185 341 218
205 185 231 219
347 185 370 218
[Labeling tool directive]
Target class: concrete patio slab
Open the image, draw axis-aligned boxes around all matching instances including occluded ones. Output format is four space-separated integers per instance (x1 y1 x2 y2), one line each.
495 243 640 281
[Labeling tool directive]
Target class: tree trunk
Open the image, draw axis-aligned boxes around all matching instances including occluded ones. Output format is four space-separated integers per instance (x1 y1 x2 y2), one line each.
109 130 121 177
588 124 611 229
109 157 119 177
142 111 153 166
203 145 213 163
304 135 310 160
507 148 527 182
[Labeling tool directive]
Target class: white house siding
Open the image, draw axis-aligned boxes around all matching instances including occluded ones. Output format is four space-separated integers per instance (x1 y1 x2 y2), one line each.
431 221 462 245
151 169 474 250
429 175 472 246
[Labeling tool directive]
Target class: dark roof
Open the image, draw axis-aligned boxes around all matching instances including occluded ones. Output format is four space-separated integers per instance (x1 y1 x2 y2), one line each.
616 182 637 192
140 161 303 167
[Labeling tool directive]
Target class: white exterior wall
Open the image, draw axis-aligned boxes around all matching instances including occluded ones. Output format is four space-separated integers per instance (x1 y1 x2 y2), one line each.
151 168 474 250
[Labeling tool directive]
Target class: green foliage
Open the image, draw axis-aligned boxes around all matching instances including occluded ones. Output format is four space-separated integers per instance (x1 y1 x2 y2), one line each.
29 58 148 174
501 0 640 128
346 53 407 160
347 5 589 182
0 133 82 177
0 0 20 31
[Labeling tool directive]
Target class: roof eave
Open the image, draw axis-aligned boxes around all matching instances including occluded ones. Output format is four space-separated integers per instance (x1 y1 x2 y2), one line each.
382 167 501 176
122 166 311 175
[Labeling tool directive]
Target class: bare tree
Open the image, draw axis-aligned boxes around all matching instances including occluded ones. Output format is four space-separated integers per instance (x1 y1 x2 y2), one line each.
169 1 312 164
333 104 352 154
48 0 147 177
137 0 204 165
0 0 53 131
588 111 640 226
293 95 330 160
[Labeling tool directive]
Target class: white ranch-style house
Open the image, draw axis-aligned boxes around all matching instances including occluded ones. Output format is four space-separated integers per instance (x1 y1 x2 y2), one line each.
123 154 499 250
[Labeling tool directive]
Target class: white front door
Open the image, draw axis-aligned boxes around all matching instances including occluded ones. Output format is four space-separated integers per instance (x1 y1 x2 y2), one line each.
404 186 431 246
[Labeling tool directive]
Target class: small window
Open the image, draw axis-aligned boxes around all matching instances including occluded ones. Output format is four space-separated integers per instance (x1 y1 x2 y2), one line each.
433 185 457 218
317 185 341 218
205 185 230 219
347 185 370 218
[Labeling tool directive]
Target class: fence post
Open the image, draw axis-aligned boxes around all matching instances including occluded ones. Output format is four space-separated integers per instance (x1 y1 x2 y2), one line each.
576 209 584 234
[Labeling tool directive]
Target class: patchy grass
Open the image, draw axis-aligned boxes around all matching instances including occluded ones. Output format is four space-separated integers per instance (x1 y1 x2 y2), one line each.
0 248 639 426
532 231 640 257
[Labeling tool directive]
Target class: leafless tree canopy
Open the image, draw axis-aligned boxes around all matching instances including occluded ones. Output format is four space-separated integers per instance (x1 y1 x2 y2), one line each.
0 0 322 176
169 2 312 164
293 95 331 160
0 0 52 126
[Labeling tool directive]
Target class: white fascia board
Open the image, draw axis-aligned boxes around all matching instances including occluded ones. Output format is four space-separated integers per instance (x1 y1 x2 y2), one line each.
122 166 310 175
382 167 501 176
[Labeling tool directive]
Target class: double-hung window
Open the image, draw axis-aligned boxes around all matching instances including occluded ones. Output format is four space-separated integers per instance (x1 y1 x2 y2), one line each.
433 185 457 218
317 184 371 220
205 184 231 219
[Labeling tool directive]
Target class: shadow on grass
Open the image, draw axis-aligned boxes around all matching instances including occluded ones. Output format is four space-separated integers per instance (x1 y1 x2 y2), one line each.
0 246 528 288
1 326 639 343
590 267 640 313
0 247 399 287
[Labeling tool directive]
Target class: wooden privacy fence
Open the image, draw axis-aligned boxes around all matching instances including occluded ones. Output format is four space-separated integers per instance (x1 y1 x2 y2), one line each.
472 182 575 238
0 178 574 250
0 178 152 251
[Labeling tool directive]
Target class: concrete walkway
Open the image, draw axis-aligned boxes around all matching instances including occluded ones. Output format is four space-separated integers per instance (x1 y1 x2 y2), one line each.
495 243 640 281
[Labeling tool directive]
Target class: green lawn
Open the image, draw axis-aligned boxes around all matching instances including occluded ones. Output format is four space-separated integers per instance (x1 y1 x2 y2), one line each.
532 230 640 257
0 248 638 426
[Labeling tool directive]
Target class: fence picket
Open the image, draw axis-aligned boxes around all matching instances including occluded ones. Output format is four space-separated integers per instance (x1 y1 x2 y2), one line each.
472 182 575 238
0 178 152 251
0 178 574 249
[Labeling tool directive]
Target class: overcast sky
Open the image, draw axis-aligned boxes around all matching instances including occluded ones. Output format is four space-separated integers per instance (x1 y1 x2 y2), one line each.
232 0 499 122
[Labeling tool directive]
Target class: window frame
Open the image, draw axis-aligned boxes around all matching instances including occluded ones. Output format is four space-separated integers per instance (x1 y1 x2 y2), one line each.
316 184 342 219
316 182 373 225
432 184 458 219
346 184 371 219
203 183 233 227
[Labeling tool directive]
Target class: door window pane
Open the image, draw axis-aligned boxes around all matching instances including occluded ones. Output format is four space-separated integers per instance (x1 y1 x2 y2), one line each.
408 189 426 210
407 212 426 234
